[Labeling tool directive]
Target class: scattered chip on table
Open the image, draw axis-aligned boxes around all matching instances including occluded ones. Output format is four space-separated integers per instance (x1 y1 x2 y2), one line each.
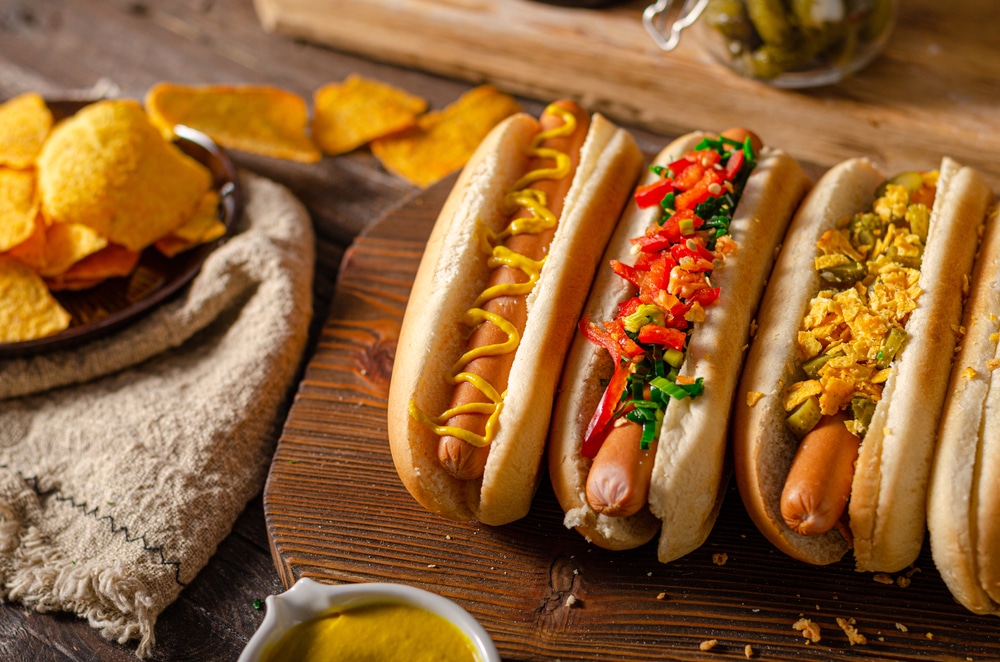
144 82 321 163
0 92 53 169
0 167 40 252
0 255 70 342
312 74 427 156
370 85 521 188
36 99 212 252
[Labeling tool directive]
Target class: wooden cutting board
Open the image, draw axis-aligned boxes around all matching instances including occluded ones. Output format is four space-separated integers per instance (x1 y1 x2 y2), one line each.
264 174 1000 660
253 0 1000 190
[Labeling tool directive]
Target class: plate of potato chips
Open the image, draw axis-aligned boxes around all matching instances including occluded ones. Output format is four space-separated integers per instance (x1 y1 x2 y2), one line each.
0 94 240 356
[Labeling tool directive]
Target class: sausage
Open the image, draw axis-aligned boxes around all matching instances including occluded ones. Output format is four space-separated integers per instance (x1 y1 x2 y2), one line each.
585 421 657 517
720 127 763 156
780 413 861 536
437 101 591 480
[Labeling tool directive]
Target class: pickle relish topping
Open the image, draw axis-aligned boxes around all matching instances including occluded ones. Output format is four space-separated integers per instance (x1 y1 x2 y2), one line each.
783 171 938 440
580 135 757 458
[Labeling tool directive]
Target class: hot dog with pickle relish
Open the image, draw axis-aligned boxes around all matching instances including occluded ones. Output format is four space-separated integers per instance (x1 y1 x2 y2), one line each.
734 156 994 571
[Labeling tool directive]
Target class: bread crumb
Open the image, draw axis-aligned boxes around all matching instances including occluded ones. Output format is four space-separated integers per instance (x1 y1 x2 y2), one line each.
895 622 908 633
744 644 754 658
750 319 758 337
793 618 821 643
565 595 577 608
896 575 911 588
989 358 1000 371
963 367 977 380
873 573 894 584
926 632 934 640
905 566 922 578
713 552 728 566
445 535 452 540
837 617 867 645
427 564 438 568
656 592 666 600
699 639 718 651
746 391 764 407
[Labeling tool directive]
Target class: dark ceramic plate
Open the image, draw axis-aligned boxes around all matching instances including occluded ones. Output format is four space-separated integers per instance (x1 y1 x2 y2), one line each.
0 100 241 358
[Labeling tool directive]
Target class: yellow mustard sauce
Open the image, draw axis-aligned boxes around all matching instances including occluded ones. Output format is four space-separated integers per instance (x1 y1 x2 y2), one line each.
409 104 577 447
259 602 482 662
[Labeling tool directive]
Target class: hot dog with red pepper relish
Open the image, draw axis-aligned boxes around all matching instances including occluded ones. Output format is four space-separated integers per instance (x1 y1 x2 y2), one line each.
548 129 810 560
388 101 643 525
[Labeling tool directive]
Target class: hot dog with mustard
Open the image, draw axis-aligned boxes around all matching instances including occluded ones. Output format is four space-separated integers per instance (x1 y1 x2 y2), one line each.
734 157 993 571
548 129 811 561
387 101 644 525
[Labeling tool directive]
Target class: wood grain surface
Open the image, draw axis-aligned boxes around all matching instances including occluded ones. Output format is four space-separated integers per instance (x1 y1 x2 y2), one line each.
0 1 461 659
266 173 1000 661
254 0 1000 191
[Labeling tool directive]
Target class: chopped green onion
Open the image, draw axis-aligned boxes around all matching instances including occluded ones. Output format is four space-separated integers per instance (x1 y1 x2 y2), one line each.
664 348 684 368
650 376 690 400
680 378 705 397
623 303 665 333
660 192 675 212
640 420 657 450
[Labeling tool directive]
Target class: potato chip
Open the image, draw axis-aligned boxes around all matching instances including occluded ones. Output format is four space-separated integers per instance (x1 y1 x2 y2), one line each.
371 85 521 188
154 190 226 257
4 212 47 270
0 93 53 169
145 83 321 163
312 75 427 156
0 168 39 252
37 100 212 252
38 222 109 277
0 256 70 341
45 243 140 291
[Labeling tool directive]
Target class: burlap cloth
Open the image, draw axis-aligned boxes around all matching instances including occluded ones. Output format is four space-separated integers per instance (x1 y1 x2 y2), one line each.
0 171 314 657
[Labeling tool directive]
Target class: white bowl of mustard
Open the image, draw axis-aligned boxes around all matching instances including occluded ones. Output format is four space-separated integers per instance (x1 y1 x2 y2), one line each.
239 578 500 662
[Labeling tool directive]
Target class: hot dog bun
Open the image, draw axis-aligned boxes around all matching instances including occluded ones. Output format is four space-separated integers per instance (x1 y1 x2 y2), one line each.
548 132 811 560
928 201 1000 615
734 157 994 572
387 106 643 526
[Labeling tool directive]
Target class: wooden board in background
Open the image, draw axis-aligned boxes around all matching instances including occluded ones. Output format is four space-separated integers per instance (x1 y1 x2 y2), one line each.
253 0 1000 190
264 174 1000 661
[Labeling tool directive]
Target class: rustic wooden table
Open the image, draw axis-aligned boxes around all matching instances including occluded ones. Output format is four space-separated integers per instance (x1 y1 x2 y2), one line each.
2 0 998 660
0 1 466 659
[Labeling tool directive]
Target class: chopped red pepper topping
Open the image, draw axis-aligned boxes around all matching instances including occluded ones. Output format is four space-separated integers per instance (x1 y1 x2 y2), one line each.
634 177 674 209
637 324 686 350
581 365 629 458
580 139 755 457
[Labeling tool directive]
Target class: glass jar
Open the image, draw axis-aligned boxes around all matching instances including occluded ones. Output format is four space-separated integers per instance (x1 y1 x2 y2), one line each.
644 0 897 88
